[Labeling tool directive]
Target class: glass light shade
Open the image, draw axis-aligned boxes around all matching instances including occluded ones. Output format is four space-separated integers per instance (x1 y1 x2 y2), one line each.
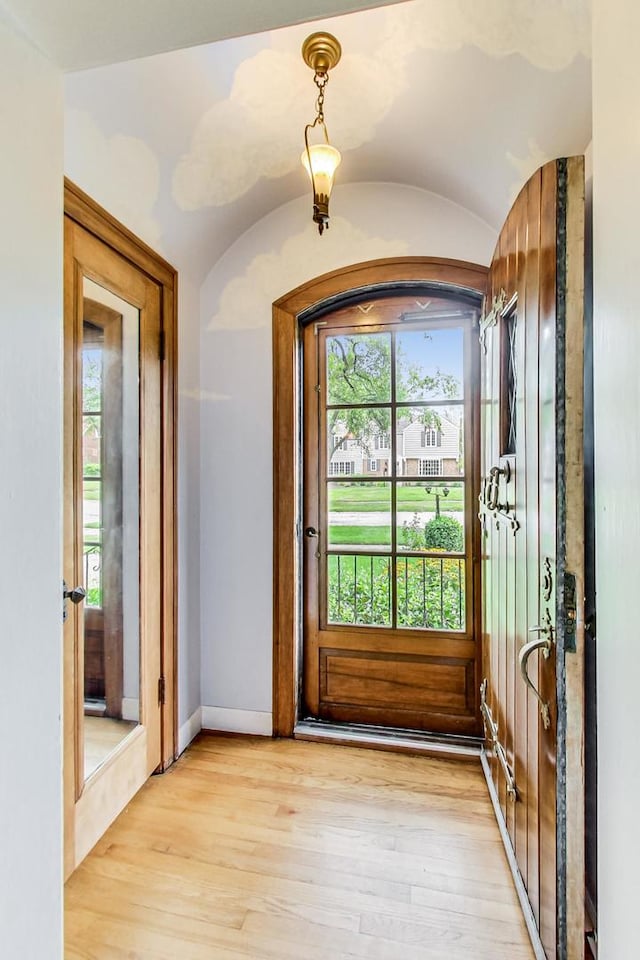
301 143 342 199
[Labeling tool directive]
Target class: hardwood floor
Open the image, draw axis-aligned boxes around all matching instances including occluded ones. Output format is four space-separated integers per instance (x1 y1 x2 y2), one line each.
65 734 534 959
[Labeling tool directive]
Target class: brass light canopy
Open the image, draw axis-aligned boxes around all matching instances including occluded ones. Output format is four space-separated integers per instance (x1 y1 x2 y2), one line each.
301 31 342 235
302 32 342 74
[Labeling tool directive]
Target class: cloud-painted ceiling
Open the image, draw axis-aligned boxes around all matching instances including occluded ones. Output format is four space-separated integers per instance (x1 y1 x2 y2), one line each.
64 0 591 283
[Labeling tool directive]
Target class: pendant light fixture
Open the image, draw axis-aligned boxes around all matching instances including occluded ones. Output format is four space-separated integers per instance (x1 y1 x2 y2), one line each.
301 32 342 235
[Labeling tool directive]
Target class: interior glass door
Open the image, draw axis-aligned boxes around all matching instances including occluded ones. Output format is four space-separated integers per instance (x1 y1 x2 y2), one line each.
64 214 163 877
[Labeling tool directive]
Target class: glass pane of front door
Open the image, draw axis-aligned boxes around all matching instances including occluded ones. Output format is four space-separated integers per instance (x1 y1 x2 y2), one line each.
323 319 470 632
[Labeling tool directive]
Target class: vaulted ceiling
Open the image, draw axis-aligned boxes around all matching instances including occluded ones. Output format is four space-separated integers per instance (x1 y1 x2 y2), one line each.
10 0 592 283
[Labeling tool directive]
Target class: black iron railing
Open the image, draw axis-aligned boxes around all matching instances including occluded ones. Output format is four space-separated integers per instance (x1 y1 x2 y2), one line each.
327 553 465 630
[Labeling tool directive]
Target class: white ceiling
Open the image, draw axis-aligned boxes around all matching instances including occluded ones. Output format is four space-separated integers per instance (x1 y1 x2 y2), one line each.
59 0 592 284
0 0 404 71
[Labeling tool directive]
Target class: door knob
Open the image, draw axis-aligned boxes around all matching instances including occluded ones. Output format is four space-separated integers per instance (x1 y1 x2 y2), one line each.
64 583 86 604
304 526 319 538
62 580 86 623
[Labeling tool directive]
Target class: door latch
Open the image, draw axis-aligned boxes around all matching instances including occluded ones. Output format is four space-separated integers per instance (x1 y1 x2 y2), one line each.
564 571 577 653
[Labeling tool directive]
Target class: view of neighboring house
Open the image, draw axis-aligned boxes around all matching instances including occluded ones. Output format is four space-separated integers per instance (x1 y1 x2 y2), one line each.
329 412 462 478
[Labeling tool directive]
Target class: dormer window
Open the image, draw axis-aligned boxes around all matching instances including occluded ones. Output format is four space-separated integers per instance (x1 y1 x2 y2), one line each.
421 428 441 447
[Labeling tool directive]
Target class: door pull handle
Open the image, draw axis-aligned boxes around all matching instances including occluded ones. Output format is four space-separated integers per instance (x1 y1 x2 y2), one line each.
304 527 319 538
519 629 552 729
485 462 511 511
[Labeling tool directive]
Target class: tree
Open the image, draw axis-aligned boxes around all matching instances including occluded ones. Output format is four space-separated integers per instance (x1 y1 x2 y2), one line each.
326 335 391 459
82 352 102 441
326 333 460 459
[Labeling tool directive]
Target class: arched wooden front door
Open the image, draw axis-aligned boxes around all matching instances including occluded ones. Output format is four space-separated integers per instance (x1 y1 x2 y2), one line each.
272 257 488 737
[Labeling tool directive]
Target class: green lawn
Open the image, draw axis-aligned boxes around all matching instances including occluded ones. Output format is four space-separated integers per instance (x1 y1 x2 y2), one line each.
330 525 391 546
328 483 464 513
329 523 462 547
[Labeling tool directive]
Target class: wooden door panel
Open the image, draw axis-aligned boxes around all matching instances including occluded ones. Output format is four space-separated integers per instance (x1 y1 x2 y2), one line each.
321 649 475 709
537 159 559 960
481 158 585 959
522 168 542 922
512 181 529 880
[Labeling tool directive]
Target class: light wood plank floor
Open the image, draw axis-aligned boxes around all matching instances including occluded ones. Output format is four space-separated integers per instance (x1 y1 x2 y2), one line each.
65 735 535 959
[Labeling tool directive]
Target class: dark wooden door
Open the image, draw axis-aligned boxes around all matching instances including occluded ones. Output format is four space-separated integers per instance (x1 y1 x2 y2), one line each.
302 291 482 736
479 157 585 959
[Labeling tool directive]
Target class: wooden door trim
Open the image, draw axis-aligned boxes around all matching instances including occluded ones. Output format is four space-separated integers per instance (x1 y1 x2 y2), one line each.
272 257 488 737
64 178 178 771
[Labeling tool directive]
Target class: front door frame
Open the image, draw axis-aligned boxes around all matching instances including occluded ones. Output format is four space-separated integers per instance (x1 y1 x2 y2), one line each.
63 180 178 849
272 257 488 737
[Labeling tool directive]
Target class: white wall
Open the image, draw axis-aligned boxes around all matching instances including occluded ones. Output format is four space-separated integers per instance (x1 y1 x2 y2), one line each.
0 15 64 959
592 3 640 957
198 182 496 722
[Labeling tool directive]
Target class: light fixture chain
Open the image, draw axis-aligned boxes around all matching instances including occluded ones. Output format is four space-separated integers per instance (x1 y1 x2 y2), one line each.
314 71 328 124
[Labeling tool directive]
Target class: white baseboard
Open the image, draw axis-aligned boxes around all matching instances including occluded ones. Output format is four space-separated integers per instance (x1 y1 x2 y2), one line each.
178 706 202 755
201 705 272 737
121 698 140 722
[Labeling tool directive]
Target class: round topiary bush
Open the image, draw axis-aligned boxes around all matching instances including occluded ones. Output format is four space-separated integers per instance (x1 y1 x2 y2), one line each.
424 515 464 552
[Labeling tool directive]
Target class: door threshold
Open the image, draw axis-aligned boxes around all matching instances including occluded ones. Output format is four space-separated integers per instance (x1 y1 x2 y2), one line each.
294 719 481 761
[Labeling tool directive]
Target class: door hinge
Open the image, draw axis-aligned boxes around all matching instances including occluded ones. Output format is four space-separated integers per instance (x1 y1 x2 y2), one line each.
158 330 166 362
158 676 166 705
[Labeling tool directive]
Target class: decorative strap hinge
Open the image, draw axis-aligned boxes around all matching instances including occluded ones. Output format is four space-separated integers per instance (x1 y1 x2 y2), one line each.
480 679 518 801
479 288 507 353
